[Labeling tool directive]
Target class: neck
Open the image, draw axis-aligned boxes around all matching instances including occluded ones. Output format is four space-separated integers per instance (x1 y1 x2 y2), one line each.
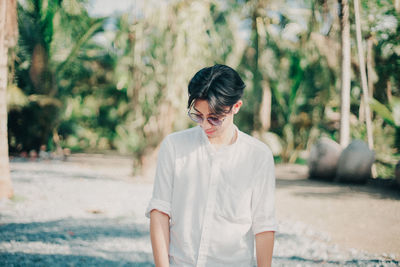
209 124 237 146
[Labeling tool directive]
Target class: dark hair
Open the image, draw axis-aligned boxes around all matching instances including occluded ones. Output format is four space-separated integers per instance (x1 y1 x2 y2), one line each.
187 64 245 115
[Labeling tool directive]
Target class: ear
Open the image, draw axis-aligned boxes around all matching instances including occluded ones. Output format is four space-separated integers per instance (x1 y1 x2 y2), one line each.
232 100 243 114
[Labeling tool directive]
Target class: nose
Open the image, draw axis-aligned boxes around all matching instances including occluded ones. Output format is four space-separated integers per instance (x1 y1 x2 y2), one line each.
199 118 213 129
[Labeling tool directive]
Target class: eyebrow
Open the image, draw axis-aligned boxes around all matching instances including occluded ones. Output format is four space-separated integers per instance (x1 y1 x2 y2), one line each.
193 107 217 116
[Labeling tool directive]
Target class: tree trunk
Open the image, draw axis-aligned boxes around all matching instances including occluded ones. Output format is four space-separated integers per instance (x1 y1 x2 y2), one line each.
251 7 261 131
360 36 374 124
0 0 17 199
255 13 271 132
253 1 270 132
366 36 375 98
354 0 374 150
339 0 351 148
259 80 271 131
0 34 13 198
387 80 392 103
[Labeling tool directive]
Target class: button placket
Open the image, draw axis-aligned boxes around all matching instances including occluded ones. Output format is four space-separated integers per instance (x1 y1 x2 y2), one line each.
196 156 220 267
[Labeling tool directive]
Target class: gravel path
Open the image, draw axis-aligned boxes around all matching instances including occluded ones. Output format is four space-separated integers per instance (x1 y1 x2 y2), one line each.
0 156 398 266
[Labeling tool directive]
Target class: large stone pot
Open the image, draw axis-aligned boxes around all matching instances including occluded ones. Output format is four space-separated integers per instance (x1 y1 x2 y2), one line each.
395 161 400 187
308 137 342 181
336 140 375 184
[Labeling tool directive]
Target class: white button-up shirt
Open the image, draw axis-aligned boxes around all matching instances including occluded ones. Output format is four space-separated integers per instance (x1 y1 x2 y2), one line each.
146 125 277 267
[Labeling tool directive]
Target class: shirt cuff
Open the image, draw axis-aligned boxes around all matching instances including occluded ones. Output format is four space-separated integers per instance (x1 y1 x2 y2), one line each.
145 198 171 218
252 223 278 235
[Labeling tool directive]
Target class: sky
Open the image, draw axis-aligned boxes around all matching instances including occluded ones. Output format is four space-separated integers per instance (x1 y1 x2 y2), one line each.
87 0 138 17
85 0 317 44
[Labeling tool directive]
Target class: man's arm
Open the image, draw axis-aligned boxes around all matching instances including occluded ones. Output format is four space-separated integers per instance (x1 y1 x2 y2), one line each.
150 209 170 267
255 231 275 267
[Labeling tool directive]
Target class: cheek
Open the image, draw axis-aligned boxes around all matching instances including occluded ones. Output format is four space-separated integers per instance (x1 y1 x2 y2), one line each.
221 123 230 131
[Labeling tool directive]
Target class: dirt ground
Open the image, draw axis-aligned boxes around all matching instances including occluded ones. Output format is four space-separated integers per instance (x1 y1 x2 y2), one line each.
275 164 400 261
31 154 400 261
6 158 398 266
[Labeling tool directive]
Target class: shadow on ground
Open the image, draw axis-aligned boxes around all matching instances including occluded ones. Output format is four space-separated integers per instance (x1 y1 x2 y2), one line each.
276 164 400 200
0 253 154 267
0 218 148 242
0 217 153 266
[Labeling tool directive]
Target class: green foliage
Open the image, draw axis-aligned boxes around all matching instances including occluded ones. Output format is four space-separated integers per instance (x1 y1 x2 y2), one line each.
7 0 400 179
9 0 106 153
370 97 400 127
8 98 61 151
370 96 400 151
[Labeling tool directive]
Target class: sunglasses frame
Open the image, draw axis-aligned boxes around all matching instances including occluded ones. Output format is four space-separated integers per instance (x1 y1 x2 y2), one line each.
187 109 227 126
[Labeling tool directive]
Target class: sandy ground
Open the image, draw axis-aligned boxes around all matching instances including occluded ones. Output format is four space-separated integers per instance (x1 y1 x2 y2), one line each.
2 154 399 266
275 164 400 261
34 154 400 260
46 155 400 260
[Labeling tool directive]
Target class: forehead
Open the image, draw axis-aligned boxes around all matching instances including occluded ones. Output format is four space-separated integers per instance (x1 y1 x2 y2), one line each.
192 99 232 116
193 99 213 114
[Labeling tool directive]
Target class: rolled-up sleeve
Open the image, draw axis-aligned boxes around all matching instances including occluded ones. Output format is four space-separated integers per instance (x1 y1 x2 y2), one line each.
251 151 277 234
145 136 175 218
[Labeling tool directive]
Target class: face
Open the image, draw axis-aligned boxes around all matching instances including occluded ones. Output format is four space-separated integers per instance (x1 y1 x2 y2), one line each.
191 99 242 140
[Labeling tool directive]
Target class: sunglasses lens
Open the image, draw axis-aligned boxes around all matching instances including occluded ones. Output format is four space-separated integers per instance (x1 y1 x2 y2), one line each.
188 110 225 126
208 117 222 126
189 113 203 123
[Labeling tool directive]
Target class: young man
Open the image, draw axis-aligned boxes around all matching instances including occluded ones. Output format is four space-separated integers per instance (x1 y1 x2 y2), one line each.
146 64 277 267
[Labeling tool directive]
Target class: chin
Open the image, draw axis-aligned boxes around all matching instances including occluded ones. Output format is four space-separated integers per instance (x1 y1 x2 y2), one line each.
205 130 218 137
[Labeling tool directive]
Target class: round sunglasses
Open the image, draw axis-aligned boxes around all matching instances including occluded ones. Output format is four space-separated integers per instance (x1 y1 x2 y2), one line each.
187 110 226 126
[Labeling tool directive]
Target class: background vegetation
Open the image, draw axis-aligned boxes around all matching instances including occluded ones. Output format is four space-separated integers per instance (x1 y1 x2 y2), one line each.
6 0 400 178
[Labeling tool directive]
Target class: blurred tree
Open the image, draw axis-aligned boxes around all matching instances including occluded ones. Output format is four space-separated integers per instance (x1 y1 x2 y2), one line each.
112 1 236 173
236 0 340 162
339 0 351 147
249 0 270 132
370 96 400 150
7 0 399 178
8 0 104 153
354 0 373 149
0 0 18 198
367 0 400 140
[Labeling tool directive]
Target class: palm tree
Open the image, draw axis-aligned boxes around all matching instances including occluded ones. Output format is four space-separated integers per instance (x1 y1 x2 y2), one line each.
339 0 351 147
253 0 271 132
0 0 18 199
8 0 104 153
113 1 235 174
354 0 374 150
